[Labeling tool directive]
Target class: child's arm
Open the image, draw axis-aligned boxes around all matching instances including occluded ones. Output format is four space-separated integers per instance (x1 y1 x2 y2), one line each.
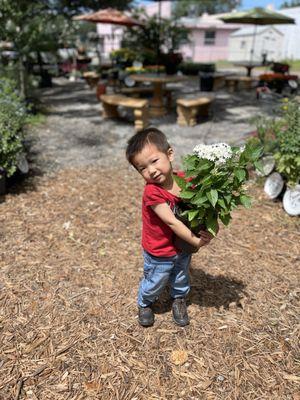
151 203 213 249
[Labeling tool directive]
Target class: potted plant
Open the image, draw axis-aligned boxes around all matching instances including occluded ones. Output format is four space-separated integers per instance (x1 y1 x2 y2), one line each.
159 52 183 75
174 142 263 252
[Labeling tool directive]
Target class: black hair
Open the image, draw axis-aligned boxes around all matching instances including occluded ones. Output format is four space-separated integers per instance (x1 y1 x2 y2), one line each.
126 127 171 166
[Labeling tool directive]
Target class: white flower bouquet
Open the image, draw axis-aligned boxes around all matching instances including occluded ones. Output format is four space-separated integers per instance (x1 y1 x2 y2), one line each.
174 142 263 237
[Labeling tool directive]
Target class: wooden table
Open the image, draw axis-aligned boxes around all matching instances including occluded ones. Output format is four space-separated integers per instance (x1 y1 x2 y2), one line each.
130 74 187 117
233 62 264 77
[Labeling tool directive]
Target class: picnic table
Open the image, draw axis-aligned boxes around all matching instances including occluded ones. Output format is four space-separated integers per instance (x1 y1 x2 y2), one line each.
130 74 187 117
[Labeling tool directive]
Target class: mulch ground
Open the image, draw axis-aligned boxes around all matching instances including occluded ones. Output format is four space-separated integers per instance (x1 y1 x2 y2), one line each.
0 166 299 400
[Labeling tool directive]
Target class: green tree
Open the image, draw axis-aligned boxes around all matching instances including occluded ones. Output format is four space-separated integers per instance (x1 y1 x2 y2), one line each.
122 9 189 62
173 0 241 18
280 0 300 8
0 0 132 97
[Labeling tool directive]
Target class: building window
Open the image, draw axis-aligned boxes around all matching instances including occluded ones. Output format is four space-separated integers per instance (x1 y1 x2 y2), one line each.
240 40 246 49
204 30 216 45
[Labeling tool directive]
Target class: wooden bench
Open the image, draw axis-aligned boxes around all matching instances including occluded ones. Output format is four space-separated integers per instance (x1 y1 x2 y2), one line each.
100 94 149 131
213 74 226 90
225 76 258 93
176 96 214 127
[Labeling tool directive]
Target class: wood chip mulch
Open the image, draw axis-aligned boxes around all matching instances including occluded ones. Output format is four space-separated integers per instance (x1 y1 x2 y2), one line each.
0 166 299 400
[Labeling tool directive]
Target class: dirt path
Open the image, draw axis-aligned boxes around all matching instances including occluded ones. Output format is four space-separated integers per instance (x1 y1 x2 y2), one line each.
28 77 275 174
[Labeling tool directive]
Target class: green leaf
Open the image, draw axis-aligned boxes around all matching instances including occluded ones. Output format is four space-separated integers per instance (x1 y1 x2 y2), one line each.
224 194 232 205
207 189 218 207
184 170 196 178
173 174 187 190
188 210 199 222
239 195 252 208
217 198 227 210
234 168 246 182
183 155 198 170
219 213 231 226
206 213 218 236
180 190 195 200
251 145 264 161
196 159 213 172
254 160 264 174
191 192 207 206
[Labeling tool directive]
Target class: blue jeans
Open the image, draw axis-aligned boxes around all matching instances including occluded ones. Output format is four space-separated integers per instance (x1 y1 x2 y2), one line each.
138 250 192 308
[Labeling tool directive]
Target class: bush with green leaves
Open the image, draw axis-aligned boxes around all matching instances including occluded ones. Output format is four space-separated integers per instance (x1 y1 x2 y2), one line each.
251 99 300 186
110 48 138 67
0 78 26 177
249 114 283 155
174 142 263 236
273 100 300 186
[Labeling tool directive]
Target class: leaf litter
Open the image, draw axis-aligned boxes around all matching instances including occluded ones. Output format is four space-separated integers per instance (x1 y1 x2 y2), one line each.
0 165 299 399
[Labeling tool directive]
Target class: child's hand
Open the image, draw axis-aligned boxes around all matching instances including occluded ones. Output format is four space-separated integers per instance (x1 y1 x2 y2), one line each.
197 222 219 247
198 229 213 247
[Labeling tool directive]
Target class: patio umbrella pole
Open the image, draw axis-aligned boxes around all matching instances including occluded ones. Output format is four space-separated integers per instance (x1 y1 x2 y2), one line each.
250 24 257 65
156 1 162 75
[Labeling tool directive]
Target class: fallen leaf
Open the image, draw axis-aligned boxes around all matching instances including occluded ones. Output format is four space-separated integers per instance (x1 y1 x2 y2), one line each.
84 380 101 391
170 350 188 366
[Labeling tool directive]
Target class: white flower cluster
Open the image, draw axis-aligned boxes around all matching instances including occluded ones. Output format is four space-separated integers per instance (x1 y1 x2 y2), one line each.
193 143 233 165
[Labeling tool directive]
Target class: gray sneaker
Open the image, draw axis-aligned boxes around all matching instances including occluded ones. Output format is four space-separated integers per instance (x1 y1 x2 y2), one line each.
138 306 154 327
172 298 189 327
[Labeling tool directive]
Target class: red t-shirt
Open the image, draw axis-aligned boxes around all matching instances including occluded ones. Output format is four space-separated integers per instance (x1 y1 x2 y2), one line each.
142 183 181 257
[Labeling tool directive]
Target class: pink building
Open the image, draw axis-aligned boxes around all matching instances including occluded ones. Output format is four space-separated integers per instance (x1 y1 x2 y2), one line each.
179 14 241 62
141 1 241 62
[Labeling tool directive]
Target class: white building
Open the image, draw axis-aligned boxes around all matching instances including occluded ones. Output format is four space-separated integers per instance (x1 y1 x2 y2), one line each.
228 6 300 62
228 25 284 62
277 7 300 59
96 24 124 62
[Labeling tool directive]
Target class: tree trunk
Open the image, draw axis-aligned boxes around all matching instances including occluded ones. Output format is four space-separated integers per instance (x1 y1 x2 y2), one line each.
18 55 27 98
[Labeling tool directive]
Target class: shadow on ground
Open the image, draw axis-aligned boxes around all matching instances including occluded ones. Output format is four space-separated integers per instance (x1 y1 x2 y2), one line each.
152 268 246 315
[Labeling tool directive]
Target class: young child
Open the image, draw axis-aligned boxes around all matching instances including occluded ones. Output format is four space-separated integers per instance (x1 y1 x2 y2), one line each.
126 127 215 327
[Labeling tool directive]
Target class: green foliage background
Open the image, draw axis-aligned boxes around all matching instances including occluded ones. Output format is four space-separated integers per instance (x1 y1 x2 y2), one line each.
173 0 241 18
0 78 26 177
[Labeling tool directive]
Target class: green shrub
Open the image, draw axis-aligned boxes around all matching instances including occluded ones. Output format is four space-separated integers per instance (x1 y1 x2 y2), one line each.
0 78 26 177
274 100 300 186
249 115 283 155
110 48 138 66
251 99 300 186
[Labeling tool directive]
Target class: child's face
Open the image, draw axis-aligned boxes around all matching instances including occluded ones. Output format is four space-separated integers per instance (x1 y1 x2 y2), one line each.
132 143 174 187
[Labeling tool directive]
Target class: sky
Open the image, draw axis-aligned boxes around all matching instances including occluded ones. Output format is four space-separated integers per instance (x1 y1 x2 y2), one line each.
239 0 287 10
137 0 289 11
